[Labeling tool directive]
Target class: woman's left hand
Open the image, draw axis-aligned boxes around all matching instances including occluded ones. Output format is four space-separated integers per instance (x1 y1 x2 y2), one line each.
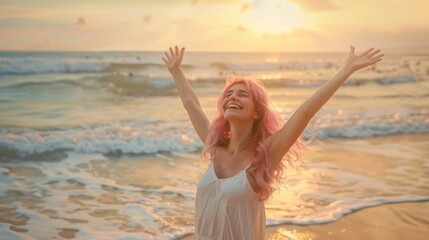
343 45 384 73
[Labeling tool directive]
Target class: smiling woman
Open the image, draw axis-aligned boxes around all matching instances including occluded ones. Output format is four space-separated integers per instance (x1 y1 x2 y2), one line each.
245 1 308 33
162 44 385 240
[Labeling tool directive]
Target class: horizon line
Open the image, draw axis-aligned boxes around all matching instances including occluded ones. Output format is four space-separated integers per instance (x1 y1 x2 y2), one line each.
0 49 426 55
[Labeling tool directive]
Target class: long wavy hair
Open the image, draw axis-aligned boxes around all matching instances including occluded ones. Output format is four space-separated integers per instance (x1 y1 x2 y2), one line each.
202 75 311 201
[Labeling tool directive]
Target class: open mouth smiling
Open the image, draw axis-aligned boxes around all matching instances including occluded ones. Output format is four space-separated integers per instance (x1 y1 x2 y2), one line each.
224 103 243 110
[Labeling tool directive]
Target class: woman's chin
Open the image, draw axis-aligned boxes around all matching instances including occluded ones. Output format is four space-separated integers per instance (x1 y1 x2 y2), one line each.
223 114 251 122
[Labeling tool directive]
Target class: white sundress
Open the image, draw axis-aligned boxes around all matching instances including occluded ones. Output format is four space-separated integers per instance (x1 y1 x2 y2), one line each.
193 160 266 240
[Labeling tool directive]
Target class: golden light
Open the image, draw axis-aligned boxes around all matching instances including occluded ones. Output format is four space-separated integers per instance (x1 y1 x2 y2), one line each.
268 228 316 240
245 1 308 33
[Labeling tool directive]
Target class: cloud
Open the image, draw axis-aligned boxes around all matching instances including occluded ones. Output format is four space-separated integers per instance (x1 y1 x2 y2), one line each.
384 44 429 54
28 38 73 51
0 6 59 19
260 25 429 52
74 17 86 26
240 3 251 12
235 24 247 32
274 2 283 10
349 26 429 50
189 0 243 6
288 0 338 12
262 27 319 39
143 14 151 24
121 22 131 27
0 27 50 36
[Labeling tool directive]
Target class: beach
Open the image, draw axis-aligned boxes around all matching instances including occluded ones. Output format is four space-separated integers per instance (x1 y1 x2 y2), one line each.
1 133 427 239
180 201 429 240
265 201 429 240
180 134 429 240
0 51 428 239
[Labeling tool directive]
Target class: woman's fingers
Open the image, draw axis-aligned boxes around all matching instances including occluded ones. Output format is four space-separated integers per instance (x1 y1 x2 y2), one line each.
367 49 381 58
164 52 171 61
180 47 185 58
359 47 375 57
371 58 383 64
349 45 355 55
372 53 384 60
169 47 175 58
163 46 185 65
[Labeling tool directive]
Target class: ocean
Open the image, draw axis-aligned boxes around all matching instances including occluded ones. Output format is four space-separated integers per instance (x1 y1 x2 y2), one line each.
0 51 428 239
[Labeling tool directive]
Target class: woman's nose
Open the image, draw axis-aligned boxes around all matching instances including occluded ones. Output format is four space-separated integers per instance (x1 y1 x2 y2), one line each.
229 94 237 101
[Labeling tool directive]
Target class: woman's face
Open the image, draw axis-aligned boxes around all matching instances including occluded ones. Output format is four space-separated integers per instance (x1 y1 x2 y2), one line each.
222 83 257 122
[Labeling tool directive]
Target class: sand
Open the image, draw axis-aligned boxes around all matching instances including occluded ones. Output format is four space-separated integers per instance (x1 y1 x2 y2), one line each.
179 134 429 240
179 200 429 240
3 133 427 239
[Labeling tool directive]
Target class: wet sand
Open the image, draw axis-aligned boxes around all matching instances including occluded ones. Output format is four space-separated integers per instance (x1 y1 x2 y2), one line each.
1 134 428 239
179 200 429 240
179 134 429 240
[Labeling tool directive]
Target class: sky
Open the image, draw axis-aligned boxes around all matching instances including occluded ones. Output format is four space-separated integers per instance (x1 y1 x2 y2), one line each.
0 0 428 52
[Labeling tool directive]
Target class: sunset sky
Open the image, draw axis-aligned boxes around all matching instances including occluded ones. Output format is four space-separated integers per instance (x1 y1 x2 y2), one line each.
0 0 428 52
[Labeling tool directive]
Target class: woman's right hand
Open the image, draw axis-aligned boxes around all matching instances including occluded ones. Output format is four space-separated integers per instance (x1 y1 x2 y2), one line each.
162 46 185 74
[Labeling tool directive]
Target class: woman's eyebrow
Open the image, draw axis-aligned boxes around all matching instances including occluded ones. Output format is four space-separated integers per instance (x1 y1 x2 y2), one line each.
226 89 249 94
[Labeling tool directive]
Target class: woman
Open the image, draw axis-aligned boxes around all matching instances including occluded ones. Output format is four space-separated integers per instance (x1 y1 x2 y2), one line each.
162 46 383 240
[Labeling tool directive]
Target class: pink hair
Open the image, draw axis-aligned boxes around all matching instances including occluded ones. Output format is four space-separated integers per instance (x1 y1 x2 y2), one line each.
202 75 311 201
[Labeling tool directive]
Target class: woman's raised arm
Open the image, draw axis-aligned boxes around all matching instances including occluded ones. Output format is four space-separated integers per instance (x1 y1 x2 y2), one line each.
263 46 384 170
162 46 210 143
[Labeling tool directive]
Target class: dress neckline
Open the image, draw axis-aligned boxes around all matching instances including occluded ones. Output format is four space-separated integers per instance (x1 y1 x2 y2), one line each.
211 160 251 181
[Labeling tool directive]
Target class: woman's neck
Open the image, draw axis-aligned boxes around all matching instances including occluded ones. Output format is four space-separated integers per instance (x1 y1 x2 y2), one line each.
227 120 254 154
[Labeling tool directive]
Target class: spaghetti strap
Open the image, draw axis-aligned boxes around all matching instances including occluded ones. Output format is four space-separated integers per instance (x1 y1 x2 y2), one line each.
211 145 218 161
245 163 252 170
212 145 252 173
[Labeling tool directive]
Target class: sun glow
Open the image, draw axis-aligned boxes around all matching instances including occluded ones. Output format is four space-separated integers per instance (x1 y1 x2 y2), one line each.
268 228 316 240
246 1 308 33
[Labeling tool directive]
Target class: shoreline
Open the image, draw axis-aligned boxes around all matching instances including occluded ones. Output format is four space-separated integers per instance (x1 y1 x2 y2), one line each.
1 133 427 239
178 133 429 240
178 200 429 240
